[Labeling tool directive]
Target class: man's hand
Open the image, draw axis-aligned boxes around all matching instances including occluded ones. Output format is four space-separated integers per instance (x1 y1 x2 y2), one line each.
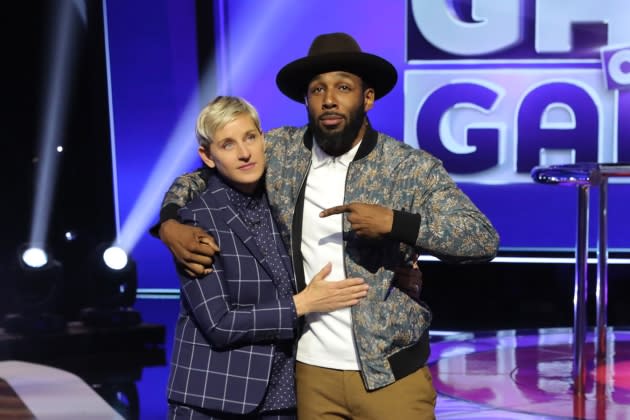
293 263 369 316
159 219 220 277
320 203 393 239
392 256 422 301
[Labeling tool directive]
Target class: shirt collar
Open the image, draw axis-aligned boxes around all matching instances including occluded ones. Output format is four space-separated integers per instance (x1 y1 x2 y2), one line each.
223 179 263 211
311 138 362 169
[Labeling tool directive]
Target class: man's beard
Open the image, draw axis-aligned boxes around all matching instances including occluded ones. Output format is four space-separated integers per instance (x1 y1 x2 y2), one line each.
309 106 366 157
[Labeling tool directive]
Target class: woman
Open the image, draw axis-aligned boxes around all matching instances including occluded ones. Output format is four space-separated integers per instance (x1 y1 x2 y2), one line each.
167 96 368 419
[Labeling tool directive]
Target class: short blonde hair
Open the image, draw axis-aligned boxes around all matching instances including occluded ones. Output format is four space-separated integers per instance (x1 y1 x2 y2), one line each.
195 96 262 149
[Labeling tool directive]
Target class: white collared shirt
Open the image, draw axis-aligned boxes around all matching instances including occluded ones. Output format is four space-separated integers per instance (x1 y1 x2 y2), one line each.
296 140 361 370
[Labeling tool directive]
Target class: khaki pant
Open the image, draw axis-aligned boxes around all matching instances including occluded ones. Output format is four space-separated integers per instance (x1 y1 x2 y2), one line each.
296 362 436 420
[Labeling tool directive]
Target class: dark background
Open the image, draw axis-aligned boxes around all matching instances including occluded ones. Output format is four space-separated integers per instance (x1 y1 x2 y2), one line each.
2 1 115 318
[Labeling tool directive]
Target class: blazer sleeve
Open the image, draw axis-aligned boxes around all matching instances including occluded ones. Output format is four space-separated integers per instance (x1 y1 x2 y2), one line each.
177 213 298 350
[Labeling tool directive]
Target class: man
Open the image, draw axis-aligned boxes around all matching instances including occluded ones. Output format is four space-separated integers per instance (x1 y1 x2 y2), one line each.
158 33 499 419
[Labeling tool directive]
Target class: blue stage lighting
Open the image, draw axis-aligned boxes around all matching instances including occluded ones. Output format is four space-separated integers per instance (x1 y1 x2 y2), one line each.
108 0 290 260
109 41 217 255
29 0 82 253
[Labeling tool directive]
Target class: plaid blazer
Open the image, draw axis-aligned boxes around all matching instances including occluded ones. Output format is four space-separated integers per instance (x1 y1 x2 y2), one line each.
167 175 298 415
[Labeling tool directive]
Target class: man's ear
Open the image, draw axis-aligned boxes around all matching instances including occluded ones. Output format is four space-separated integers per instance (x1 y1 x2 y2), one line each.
198 145 216 168
364 88 375 112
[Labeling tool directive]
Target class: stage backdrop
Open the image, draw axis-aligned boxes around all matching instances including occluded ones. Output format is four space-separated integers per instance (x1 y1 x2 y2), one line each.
105 0 630 290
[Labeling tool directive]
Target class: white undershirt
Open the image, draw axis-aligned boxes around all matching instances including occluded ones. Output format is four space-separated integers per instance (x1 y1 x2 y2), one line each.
296 140 361 370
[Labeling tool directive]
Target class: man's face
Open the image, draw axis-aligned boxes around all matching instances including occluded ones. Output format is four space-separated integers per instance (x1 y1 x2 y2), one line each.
306 71 374 156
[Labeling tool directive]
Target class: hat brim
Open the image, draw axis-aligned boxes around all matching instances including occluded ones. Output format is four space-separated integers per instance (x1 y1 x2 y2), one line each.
276 52 397 103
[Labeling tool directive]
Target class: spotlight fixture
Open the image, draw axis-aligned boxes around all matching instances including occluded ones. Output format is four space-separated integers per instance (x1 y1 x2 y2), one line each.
3 246 66 334
21 247 48 268
102 245 128 270
79 243 141 328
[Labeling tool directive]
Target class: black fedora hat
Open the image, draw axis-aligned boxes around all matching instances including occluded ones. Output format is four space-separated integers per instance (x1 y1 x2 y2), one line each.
276 32 397 103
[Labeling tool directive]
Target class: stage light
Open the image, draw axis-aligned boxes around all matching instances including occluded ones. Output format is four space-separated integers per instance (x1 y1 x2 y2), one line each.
21 247 48 268
3 249 66 335
5 2 87 335
110 0 290 253
29 0 81 253
204 0 291 94
79 243 141 328
106 20 218 254
100 1 293 283
103 245 128 270
111 92 202 254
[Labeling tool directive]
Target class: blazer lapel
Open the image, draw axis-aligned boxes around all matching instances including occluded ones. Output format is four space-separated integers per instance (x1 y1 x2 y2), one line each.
208 178 276 280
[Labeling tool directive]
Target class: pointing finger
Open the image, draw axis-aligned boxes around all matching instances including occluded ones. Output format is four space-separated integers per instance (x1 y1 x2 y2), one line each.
320 204 350 218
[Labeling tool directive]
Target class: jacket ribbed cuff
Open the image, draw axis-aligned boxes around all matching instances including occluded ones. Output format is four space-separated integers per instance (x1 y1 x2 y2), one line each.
389 210 421 245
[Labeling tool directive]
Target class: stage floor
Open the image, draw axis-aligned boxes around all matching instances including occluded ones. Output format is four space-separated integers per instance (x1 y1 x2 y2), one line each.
2 298 630 419
430 328 630 419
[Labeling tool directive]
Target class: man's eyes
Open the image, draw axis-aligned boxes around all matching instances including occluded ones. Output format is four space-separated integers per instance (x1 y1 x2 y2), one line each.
309 85 352 94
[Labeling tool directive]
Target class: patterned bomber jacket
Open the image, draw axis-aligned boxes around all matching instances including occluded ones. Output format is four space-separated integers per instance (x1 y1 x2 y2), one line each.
160 124 499 390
